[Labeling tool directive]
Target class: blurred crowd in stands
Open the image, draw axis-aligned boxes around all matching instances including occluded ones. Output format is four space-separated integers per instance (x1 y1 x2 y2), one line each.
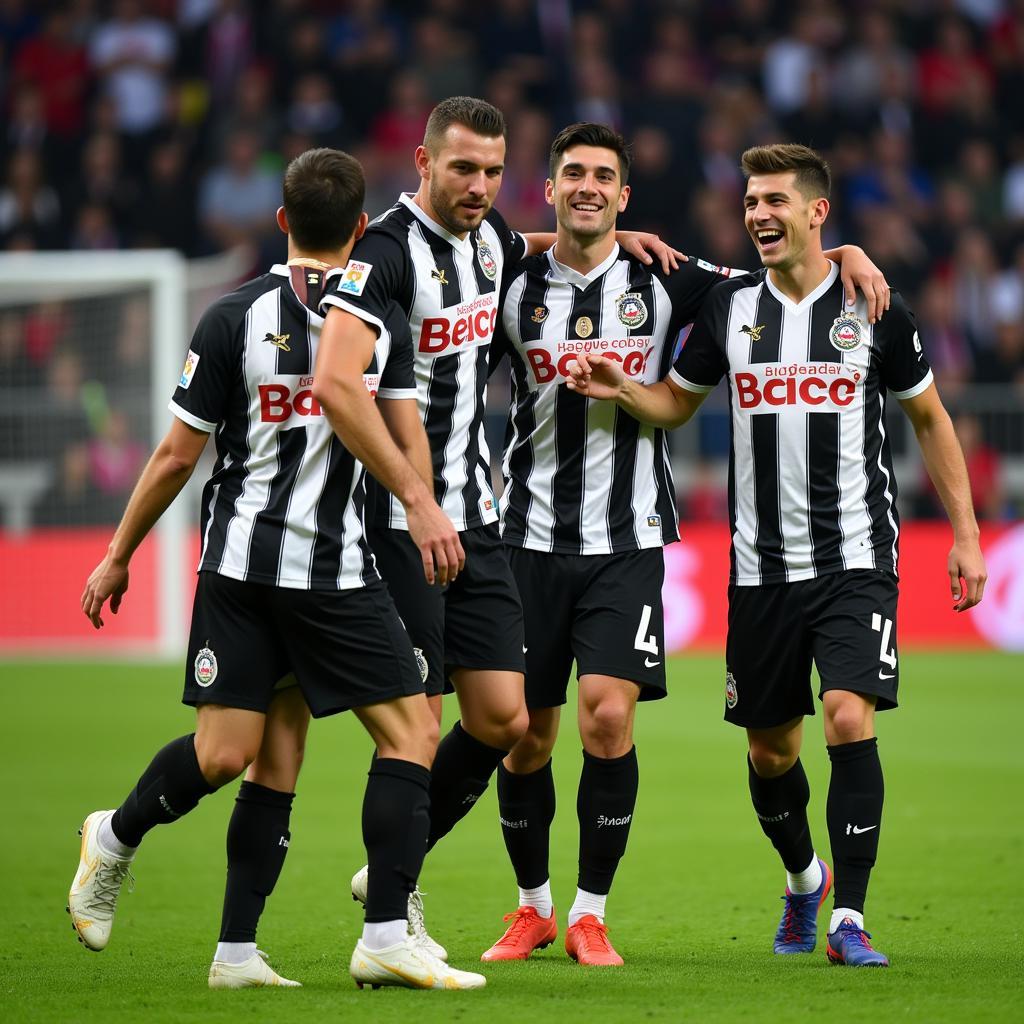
1 0 1022 524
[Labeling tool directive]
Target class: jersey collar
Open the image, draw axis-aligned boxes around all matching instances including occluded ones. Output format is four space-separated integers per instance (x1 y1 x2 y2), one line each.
399 193 474 255
764 259 839 314
545 243 621 290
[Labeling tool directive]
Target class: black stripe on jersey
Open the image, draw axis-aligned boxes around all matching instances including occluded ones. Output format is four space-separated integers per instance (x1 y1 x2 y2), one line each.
805 280 846 572
502 270 549 546
469 231 498 295
420 224 463 309
245 428 309 582
310 438 357 586
275 288 314 375
551 283 604 551
460 346 490 517
749 285 786 579
862 349 898 571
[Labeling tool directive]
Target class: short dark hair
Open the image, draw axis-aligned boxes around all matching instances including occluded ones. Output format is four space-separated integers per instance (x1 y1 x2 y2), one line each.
740 143 831 201
423 96 507 152
282 148 365 252
549 122 631 184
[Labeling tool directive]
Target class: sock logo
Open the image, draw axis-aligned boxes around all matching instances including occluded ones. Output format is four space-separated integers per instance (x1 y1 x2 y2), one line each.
278 835 290 847
500 817 528 829
846 824 877 835
756 810 790 823
158 794 180 817
461 792 481 806
597 813 632 829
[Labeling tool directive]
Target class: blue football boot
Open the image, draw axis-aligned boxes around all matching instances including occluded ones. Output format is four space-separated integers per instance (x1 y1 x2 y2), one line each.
773 858 833 953
826 917 890 967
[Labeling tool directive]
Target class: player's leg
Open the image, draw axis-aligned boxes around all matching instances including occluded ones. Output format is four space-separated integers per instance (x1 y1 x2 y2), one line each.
69 572 284 952
564 549 667 967
209 682 309 988
811 570 896 967
727 579 831 954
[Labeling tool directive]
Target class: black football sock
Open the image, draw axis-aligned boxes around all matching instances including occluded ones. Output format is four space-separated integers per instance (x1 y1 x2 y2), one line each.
425 722 507 851
577 747 639 895
218 782 295 943
111 734 217 848
497 759 556 890
362 758 431 922
826 738 884 914
747 755 815 874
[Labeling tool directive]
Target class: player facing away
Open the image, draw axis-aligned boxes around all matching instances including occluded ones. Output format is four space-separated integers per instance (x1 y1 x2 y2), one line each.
567 143 987 967
482 124 891 967
308 97 682 955
69 147 487 991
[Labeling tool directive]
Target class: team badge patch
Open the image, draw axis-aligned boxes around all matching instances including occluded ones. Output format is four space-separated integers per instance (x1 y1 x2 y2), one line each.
338 260 373 296
575 315 594 338
725 671 738 709
647 515 661 528
413 647 429 684
194 647 218 687
740 323 765 342
179 349 200 389
477 242 497 280
616 292 648 329
531 305 548 324
829 314 863 352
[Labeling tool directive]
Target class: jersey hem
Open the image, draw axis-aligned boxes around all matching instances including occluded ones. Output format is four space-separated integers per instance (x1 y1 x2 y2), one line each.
198 563 378 591
669 368 716 393
320 294 387 335
501 532 677 556
730 559 898 586
377 387 417 400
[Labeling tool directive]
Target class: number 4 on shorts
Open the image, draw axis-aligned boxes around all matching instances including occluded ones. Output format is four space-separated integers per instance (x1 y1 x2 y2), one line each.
871 612 896 670
634 604 659 655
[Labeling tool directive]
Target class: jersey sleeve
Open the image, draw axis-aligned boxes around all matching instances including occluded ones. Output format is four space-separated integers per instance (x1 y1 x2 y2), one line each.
658 257 735 335
320 230 411 334
668 290 728 393
377 302 417 400
167 300 241 432
876 292 933 399
485 207 528 264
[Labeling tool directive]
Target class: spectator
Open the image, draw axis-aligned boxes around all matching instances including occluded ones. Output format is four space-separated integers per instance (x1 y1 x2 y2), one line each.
0 149 60 247
133 139 199 252
286 73 348 151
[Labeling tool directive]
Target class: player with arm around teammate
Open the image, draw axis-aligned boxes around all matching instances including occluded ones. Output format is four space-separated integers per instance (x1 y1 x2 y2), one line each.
70 147 486 991
568 142 987 967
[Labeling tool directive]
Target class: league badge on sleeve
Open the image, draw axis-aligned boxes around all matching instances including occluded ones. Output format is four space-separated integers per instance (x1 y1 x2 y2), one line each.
477 241 498 281
616 292 649 329
829 314 863 352
338 260 373 296
179 349 200 389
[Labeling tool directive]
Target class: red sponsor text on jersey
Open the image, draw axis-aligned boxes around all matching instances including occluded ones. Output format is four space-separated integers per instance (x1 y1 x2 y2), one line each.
735 368 860 409
259 374 380 421
527 338 654 384
418 295 497 353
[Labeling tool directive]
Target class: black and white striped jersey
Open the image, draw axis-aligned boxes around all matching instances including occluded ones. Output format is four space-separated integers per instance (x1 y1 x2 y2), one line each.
671 262 933 586
321 193 527 532
496 245 732 555
169 264 416 591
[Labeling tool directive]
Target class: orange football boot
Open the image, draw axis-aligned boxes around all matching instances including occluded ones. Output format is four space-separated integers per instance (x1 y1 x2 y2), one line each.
564 915 624 966
480 906 558 961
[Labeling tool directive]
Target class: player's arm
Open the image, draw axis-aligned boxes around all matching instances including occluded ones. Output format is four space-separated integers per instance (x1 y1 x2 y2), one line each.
521 231 685 273
823 244 890 325
378 397 434 492
312 308 463 584
566 352 708 428
82 418 208 629
900 384 986 611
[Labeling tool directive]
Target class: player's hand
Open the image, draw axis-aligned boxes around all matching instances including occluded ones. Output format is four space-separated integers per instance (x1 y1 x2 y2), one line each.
566 351 627 401
948 537 987 612
81 555 129 629
839 245 890 325
406 500 465 585
617 231 687 274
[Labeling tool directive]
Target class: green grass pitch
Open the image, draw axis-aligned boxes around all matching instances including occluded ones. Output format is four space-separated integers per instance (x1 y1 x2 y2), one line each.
2 651 1020 1023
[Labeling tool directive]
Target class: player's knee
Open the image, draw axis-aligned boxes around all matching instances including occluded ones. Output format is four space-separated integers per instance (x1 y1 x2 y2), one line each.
581 698 632 755
509 724 555 770
487 705 529 751
747 741 797 778
198 745 254 787
825 705 872 745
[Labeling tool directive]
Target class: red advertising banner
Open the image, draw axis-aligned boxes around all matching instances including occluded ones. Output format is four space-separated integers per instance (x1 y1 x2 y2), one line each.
0 523 1020 654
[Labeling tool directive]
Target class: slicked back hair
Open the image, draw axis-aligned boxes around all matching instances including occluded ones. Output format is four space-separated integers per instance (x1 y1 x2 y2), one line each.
741 143 831 201
549 122 632 184
283 148 365 252
423 96 507 153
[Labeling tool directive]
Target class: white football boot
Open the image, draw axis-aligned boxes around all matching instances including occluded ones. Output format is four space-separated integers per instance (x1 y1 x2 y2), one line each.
67 810 134 951
350 864 448 962
208 950 302 989
349 936 486 990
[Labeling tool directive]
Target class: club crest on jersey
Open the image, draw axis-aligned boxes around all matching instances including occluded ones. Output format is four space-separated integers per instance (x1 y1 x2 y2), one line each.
263 332 291 352
829 314 863 351
531 305 549 324
194 646 218 687
575 315 594 338
413 647 429 684
431 267 449 286
476 241 497 280
740 323 765 342
725 671 738 709
338 259 372 296
179 349 200 389
616 292 648 329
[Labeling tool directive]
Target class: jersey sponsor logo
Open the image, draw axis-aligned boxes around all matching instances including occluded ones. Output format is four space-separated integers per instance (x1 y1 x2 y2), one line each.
258 373 382 421
734 366 861 409
615 291 648 328
575 315 594 338
829 313 863 351
476 241 498 280
740 323 765 342
337 260 373 296
179 349 200 389
263 332 291 352
418 294 497 354
194 646 218 687
524 336 654 384
725 670 738 708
